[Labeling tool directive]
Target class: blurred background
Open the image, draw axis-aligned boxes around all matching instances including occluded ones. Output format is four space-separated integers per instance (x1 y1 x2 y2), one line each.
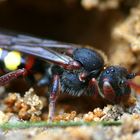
0 0 138 52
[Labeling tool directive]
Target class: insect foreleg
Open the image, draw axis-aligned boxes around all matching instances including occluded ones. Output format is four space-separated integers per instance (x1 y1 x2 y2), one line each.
87 78 101 97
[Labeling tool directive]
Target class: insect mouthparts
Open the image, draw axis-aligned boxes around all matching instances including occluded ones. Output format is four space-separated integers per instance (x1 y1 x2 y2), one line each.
103 80 111 88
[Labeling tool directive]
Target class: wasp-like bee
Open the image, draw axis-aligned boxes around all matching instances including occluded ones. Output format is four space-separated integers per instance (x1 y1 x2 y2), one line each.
0 32 139 120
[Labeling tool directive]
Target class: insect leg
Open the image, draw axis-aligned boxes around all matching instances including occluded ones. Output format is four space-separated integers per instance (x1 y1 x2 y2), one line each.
48 74 60 121
0 68 26 86
87 78 100 96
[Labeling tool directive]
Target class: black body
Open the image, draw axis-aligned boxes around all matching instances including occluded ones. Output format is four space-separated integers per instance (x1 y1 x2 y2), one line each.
43 48 104 96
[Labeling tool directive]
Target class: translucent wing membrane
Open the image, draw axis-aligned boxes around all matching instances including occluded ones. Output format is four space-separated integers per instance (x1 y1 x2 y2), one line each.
0 32 79 65
15 35 80 49
0 32 80 49
6 45 74 64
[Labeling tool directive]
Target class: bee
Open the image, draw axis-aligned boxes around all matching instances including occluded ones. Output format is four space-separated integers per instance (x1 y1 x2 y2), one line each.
0 32 139 121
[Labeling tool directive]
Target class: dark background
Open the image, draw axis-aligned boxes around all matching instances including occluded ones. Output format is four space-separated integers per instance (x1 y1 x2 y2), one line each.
0 0 130 52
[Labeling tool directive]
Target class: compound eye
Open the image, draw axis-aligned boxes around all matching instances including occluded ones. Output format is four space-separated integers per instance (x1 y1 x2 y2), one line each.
106 70 110 74
111 69 115 72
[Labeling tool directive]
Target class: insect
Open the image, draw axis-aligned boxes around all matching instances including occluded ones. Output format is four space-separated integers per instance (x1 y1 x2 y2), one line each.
0 32 139 121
